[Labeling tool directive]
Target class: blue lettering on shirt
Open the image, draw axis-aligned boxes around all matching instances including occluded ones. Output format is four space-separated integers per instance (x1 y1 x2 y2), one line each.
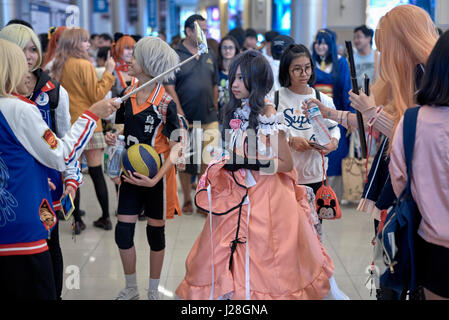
283 108 311 131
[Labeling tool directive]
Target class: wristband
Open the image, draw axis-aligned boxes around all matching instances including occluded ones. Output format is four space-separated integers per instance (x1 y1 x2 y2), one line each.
367 105 383 127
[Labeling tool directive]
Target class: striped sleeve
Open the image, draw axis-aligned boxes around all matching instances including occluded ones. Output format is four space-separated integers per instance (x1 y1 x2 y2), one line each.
9 101 98 172
63 160 83 190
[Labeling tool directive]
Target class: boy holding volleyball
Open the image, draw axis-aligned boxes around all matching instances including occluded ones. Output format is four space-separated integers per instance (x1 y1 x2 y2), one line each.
105 37 182 300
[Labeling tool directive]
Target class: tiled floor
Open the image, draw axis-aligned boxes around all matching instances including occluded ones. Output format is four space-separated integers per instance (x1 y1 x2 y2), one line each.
60 176 377 300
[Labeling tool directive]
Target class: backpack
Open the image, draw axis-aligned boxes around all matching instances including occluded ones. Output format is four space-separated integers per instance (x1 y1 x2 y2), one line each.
34 69 61 131
377 106 421 295
48 82 60 130
274 88 321 111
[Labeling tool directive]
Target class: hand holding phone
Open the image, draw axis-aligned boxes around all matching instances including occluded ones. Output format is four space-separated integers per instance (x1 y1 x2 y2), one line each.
308 141 327 151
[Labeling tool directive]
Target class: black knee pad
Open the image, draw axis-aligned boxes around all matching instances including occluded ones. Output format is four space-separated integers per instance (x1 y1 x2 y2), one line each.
146 225 165 252
115 221 136 250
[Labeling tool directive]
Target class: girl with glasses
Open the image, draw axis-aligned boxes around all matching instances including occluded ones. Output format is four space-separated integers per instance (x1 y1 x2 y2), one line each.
217 35 240 128
276 44 340 211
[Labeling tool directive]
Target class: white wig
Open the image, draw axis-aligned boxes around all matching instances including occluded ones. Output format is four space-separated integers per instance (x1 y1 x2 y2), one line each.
134 36 180 82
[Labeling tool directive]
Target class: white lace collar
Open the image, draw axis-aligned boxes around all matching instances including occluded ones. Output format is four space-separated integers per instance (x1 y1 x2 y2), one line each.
228 99 288 157
231 99 287 133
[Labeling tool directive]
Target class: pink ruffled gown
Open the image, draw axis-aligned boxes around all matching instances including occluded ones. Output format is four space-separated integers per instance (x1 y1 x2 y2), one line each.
176 103 344 300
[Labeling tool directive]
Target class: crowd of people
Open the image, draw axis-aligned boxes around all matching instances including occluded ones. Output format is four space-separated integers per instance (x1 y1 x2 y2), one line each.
0 4 448 301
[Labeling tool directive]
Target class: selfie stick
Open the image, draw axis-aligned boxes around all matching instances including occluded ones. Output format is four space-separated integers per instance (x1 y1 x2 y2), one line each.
115 22 208 104
345 41 368 159
364 73 370 96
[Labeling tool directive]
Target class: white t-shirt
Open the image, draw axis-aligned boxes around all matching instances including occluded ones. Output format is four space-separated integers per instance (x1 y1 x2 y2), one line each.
277 87 341 184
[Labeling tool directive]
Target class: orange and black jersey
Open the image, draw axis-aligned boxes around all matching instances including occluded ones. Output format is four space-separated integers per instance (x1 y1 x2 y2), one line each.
115 83 179 154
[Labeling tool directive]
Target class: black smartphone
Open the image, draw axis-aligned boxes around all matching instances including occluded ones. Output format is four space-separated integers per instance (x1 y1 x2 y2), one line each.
308 141 327 151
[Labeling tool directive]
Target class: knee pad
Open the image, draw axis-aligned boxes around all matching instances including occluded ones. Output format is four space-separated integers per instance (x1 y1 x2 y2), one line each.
146 225 165 252
115 221 136 250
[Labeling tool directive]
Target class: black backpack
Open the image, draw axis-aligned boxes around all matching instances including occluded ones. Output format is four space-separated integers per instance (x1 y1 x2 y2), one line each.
48 82 60 131
377 107 421 295
34 69 60 131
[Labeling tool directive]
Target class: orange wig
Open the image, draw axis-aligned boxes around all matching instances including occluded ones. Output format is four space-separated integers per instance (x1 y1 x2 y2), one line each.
371 5 438 125
111 35 136 61
42 26 67 69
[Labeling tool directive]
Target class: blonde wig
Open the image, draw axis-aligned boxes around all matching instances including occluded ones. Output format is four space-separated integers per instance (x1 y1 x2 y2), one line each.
0 24 42 71
372 4 438 125
50 28 91 81
0 39 28 97
133 36 180 83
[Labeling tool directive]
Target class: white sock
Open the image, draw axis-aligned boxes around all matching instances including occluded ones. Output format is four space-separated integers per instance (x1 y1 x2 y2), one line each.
125 273 137 289
149 278 160 291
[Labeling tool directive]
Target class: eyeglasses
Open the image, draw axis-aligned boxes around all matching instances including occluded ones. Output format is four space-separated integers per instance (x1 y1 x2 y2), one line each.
290 65 312 76
222 45 236 51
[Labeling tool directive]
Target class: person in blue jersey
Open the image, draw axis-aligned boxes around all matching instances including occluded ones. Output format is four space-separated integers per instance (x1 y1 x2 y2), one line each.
0 23 80 300
312 28 353 202
0 39 119 300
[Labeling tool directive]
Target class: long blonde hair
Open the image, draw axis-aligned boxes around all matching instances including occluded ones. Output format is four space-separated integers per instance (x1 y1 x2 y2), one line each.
0 24 42 71
372 5 438 126
0 39 28 97
51 28 91 81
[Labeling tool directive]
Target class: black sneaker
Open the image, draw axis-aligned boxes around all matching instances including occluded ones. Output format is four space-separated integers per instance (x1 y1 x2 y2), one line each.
93 217 112 230
79 209 86 217
74 220 86 235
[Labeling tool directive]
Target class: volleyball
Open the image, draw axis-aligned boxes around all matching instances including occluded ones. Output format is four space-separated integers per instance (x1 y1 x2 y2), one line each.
121 144 161 178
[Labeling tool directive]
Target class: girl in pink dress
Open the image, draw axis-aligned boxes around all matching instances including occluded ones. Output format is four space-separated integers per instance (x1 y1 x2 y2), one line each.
176 50 347 300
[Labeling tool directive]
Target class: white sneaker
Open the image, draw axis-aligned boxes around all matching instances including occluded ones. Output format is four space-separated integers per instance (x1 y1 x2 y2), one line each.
115 287 140 300
147 289 160 300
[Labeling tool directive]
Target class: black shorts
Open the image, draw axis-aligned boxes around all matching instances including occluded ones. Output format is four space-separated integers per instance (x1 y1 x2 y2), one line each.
117 176 165 220
416 235 449 298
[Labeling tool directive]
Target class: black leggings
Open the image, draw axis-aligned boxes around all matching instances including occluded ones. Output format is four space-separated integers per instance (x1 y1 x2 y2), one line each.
73 188 81 222
47 218 63 299
88 165 109 218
